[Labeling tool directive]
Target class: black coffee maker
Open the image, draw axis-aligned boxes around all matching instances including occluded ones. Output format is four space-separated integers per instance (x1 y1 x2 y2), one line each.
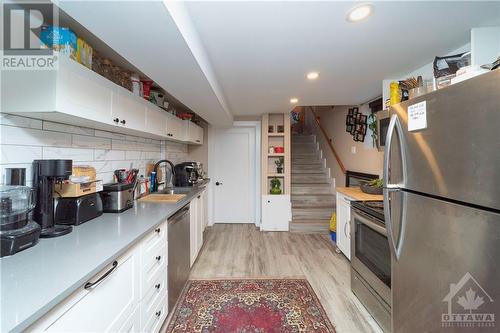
33 159 73 238
173 162 199 187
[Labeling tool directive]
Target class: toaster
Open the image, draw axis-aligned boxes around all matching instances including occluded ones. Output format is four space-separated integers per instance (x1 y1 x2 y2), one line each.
55 193 103 225
100 183 134 213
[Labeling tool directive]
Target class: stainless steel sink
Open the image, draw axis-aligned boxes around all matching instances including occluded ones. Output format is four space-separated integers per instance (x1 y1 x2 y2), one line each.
160 188 191 195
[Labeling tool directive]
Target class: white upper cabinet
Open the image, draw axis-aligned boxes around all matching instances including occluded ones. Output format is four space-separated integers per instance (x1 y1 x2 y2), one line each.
112 87 147 132
145 106 168 137
1 56 203 143
185 121 204 145
166 113 186 142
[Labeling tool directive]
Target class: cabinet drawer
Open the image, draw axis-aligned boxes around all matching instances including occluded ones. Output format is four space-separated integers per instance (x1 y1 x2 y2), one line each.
141 242 167 295
141 266 167 329
141 289 167 333
142 222 167 253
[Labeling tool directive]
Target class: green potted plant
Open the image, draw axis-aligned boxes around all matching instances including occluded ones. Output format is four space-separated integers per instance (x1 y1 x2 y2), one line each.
275 157 284 174
270 177 282 194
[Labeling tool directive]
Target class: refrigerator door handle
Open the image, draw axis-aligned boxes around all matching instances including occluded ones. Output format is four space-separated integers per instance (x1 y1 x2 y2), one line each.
383 114 407 261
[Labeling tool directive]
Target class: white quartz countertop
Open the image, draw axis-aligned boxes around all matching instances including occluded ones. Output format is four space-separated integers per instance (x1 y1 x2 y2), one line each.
0 181 209 333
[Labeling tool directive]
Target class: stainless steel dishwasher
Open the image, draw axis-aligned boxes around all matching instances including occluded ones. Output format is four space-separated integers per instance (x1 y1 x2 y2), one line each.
167 204 190 312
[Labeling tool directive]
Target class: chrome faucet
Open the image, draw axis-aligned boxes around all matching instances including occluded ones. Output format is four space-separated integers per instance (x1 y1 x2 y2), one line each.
152 160 175 192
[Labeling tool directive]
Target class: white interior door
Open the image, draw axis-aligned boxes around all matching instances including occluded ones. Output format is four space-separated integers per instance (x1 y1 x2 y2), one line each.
212 127 256 223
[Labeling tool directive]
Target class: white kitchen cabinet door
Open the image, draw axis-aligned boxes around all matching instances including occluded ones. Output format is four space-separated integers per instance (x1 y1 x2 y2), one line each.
112 87 147 132
261 195 291 231
166 113 186 141
189 198 198 267
335 193 352 260
145 106 168 137
196 191 204 253
201 190 208 230
42 246 140 332
56 57 113 124
186 121 204 145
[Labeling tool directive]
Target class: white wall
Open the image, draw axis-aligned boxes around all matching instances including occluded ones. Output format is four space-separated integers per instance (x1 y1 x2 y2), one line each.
308 106 383 188
0 114 188 186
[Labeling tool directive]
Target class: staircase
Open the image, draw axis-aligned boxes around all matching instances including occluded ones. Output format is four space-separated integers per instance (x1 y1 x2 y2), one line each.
290 134 335 233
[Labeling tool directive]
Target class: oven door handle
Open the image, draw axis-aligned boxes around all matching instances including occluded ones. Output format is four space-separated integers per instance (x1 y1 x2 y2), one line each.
353 209 387 236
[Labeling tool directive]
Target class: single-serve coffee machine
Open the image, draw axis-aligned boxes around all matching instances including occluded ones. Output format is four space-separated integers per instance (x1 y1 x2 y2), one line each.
33 159 73 238
173 162 204 187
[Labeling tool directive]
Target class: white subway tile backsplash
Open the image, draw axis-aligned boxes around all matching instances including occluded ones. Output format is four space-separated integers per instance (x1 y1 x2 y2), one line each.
125 150 144 160
96 171 115 184
1 125 72 147
88 161 113 174
94 130 127 141
43 147 94 162
1 145 42 164
94 149 126 161
0 114 43 129
72 135 112 149
0 114 188 183
43 122 94 136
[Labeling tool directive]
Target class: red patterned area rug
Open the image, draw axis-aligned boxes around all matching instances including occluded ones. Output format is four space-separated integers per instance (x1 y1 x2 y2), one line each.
165 278 336 333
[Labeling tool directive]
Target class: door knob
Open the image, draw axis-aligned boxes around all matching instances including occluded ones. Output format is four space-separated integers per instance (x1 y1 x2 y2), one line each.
215 181 222 186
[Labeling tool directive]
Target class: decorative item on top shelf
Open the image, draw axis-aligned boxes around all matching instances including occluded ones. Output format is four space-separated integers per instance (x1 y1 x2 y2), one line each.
269 146 275 154
274 146 284 154
268 125 275 133
270 177 282 195
275 157 284 174
277 125 285 133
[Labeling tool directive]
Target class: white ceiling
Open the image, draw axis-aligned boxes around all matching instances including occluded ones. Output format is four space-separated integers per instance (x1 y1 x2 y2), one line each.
183 1 500 116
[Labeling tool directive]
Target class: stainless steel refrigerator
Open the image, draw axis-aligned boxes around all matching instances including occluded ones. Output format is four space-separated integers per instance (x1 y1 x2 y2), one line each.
383 70 500 333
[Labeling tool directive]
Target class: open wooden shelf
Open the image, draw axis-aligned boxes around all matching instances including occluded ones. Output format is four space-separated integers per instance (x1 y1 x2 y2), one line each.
267 173 285 177
268 153 285 157
268 133 285 137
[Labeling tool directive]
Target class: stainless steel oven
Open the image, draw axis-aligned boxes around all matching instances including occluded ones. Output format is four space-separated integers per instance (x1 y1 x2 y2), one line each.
351 204 392 333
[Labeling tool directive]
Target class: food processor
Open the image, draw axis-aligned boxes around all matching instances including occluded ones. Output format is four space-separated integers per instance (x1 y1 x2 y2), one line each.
0 185 41 257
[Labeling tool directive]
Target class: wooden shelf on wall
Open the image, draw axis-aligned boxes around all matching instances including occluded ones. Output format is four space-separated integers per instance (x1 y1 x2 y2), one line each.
268 133 285 137
267 173 285 177
268 153 285 157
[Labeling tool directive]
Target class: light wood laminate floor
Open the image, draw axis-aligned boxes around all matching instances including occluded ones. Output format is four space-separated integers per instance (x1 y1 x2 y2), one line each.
189 224 384 333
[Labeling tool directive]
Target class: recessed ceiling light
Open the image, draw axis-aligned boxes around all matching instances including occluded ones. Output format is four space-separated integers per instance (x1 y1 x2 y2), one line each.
290 98 299 104
347 3 373 22
307 72 319 80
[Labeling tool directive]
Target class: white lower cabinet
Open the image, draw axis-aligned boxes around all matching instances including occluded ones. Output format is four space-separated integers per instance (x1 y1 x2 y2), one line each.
190 189 207 267
27 245 140 332
27 220 169 333
261 195 291 231
336 192 354 260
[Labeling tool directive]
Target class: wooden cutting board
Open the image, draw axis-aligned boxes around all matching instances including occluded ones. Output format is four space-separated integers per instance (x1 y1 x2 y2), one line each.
138 194 186 203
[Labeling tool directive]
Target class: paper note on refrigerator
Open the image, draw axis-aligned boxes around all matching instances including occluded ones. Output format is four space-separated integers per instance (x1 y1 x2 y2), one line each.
408 101 427 131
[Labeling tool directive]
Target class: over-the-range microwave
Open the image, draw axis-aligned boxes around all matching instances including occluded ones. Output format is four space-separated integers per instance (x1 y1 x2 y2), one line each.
376 110 390 151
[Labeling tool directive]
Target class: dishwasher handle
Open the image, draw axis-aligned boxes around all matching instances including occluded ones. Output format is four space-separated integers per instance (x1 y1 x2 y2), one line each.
168 205 189 225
